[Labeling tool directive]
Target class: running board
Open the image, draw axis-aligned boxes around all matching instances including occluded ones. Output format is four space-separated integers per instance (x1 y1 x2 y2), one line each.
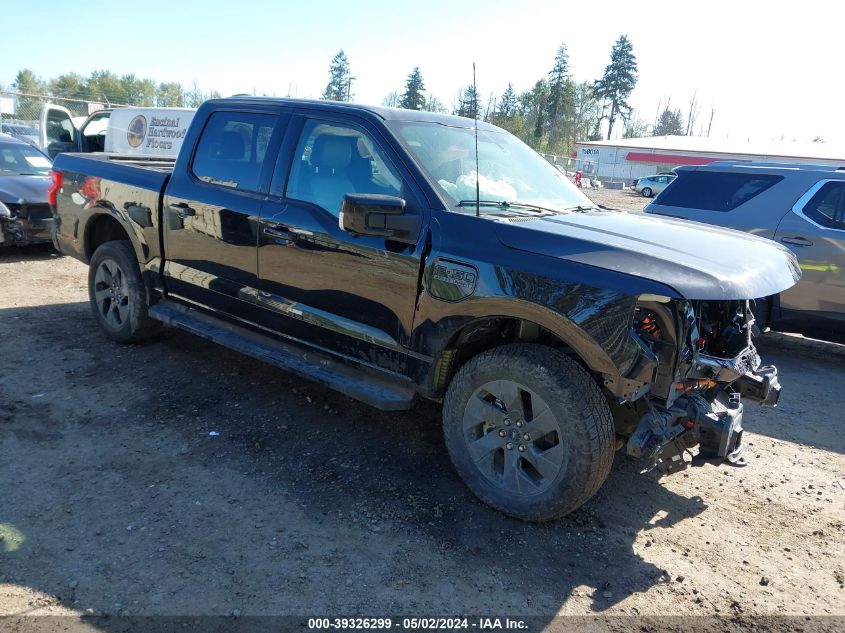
148 301 416 411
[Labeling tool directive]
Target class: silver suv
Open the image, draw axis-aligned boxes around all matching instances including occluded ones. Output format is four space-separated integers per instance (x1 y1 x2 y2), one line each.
645 162 845 343
633 173 675 197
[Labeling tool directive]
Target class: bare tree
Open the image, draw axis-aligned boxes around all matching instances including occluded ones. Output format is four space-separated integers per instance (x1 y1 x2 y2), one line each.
685 91 699 136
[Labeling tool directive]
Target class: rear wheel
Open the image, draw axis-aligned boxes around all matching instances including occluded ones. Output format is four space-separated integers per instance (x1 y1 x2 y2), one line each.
442 344 615 521
88 241 159 343
641 187 653 197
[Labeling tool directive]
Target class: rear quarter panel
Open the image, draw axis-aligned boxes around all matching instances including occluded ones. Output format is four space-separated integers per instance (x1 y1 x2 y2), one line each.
52 154 169 267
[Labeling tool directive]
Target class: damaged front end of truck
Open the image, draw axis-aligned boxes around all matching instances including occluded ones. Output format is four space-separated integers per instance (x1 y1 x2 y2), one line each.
608 296 782 474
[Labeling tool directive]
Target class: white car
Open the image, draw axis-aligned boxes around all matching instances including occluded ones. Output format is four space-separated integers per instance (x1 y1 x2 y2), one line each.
633 174 676 198
1 122 40 147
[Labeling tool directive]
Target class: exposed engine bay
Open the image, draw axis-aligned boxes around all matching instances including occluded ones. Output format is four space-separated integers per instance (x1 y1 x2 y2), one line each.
610 298 781 474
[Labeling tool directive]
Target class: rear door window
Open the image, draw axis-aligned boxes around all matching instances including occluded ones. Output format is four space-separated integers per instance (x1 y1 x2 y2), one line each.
801 181 845 230
191 111 277 193
657 171 783 212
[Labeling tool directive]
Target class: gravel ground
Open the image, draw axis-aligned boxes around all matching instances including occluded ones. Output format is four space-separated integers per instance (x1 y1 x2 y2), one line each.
1 245 843 631
582 186 651 212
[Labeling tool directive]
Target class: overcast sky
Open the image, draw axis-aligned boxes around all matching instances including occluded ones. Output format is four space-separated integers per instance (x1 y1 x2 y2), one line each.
4 0 843 145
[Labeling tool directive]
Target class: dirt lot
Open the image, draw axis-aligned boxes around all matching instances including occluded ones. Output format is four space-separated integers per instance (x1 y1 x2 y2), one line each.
1 244 844 631
582 186 651 213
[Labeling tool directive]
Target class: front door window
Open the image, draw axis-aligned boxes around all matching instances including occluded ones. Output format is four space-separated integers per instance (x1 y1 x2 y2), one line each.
283 119 402 217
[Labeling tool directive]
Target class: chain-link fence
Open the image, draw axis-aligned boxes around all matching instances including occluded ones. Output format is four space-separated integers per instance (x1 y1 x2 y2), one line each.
0 91 133 142
540 152 578 173
538 153 638 187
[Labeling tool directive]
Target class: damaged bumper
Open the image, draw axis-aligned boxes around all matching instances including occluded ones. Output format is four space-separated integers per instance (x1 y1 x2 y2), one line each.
687 348 781 407
0 203 54 246
735 364 781 407
626 336 780 474
627 390 747 473
613 292 792 477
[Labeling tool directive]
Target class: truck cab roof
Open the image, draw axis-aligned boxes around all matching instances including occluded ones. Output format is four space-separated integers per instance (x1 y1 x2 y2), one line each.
207 96 499 130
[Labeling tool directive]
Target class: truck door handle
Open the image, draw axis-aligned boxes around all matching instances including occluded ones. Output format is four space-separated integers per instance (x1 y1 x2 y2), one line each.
168 203 195 219
780 236 813 247
263 226 294 242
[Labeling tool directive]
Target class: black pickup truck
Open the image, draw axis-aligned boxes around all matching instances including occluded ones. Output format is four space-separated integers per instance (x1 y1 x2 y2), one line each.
49 97 799 521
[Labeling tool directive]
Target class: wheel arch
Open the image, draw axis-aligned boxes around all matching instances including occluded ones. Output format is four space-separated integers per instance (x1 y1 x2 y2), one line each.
427 309 623 397
84 213 136 262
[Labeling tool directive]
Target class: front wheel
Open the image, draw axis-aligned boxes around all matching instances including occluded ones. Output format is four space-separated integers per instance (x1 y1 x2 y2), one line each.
88 240 159 343
442 344 615 521
641 187 653 197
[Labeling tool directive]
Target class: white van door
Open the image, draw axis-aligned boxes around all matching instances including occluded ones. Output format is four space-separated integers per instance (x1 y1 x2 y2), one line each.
39 104 78 157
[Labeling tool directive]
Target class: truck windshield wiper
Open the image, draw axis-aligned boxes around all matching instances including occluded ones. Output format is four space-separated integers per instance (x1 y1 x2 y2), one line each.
457 200 558 214
559 204 598 212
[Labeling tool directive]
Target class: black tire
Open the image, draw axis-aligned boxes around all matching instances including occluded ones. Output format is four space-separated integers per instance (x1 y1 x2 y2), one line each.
442 343 615 521
88 240 159 343
641 187 653 198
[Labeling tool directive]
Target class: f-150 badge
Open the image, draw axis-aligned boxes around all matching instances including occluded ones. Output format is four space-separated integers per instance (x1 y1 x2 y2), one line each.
429 259 478 301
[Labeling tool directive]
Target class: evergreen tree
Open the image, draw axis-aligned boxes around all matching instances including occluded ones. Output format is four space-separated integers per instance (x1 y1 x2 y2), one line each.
12 69 45 94
546 43 569 124
530 79 549 141
454 85 481 119
652 108 685 136
398 67 426 110
496 83 517 119
12 69 46 117
322 50 353 101
593 34 638 139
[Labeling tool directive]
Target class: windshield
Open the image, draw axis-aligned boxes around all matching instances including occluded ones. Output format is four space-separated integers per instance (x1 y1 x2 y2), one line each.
0 142 52 176
388 120 594 213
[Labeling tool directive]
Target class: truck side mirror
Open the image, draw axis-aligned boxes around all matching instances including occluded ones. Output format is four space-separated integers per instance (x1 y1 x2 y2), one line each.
340 193 418 244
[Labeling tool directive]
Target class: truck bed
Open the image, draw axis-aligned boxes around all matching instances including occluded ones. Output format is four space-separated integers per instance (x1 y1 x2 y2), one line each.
51 152 173 264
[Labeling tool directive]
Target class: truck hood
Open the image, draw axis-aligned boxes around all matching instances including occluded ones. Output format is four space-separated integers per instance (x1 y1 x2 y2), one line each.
0 175 50 204
494 210 801 300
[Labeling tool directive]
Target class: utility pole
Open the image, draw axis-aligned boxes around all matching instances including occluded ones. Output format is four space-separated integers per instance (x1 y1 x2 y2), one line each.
346 77 355 102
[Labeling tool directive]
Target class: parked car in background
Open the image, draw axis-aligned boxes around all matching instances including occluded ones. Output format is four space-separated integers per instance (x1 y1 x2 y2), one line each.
645 162 845 343
0 133 53 246
2 122 40 146
633 173 676 197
